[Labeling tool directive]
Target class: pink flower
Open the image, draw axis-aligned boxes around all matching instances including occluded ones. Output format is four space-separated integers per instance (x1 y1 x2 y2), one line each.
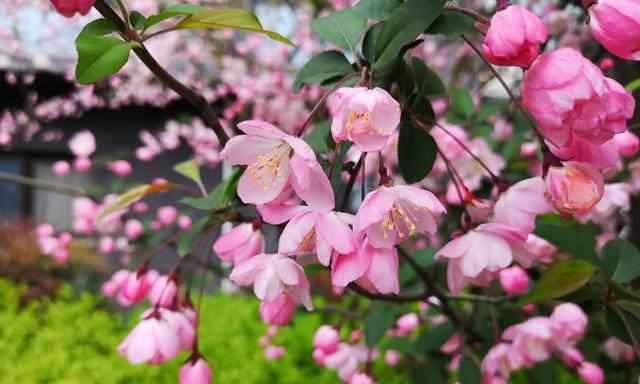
441 333 461 355
482 5 548 67
213 223 264 264
180 358 213 384
161 308 196 350
69 130 96 157
52 161 70 176
265 345 286 360
124 219 144 240
494 177 552 233
314 325 340 354
499 266 530 295
396 313 419 336
118 311 181 365
549 303 588 348
229 253 313 309
355 185 445 248
522 48 635 149
178 216 192 229
384 350 401 366
260 294 297 326
349 373 375 384
578 362 605 384
121 269 158 304
503 317 554 366
603 337 636 363
221 120 333 209
50 0 95 18
588 0 640 60
157 206 178 225
492 118 513 142
332 237 400 294
102 269 130 297
481 343 522 380
614 131 640 157
545 162 604 215
279 206 356 266
148 275 179 308
436 223 527 292
330 87 401 152
324 343 369 381
108 160 133 177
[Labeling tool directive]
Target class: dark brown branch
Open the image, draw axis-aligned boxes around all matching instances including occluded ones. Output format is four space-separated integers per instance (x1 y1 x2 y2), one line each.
93 0 229 146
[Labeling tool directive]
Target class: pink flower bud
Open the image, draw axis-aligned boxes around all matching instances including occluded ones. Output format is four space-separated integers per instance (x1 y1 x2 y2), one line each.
73 157 92 172
499 266 530 295
384 350 401 366
560 347 584 368
132 202 148 213
213 223 264 264
157 206 177 225
349 373 375 384
614 131 640 157
69 130 96 157
312 348 326 366
577 362 604 384
108 160 133 177
492 118 513 142
121 269 157 304
178 215 192 229
267 326 279 338
588 0 640 60
124 219 144 240
599 57 615 71
50 0 95 17
482 5 548 67
52 248 70 263
102 269 129 297
148 275 178 308
99 236 115 253
550 303 588 345
313 325 340 354
395 313 419 336
545 162 604 215
180 358 213 384
52 161 70 176
260 294 296 326
264 345 285 360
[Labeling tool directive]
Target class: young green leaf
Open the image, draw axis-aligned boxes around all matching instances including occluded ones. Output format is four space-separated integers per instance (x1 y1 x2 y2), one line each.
174 159 203 189
75 34 133 84
144 4 205 30
364 303 396 346
398 119 437 183
601 239 640 283
180 168 241 211
517 260 596 306
293 51 354 92
311 8 367 52
81 18 119 35
175 8 293 46
129 11 146 30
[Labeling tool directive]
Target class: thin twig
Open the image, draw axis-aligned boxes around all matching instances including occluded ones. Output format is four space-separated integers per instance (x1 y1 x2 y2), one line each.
0 171 86 196
446 5 491 25
340 154 364 211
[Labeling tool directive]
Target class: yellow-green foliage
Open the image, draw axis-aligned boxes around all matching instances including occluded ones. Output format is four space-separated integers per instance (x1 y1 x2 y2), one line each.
0 280 401 383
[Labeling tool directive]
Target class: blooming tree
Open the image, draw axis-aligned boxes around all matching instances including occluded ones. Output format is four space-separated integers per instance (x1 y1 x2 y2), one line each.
4 0 640 382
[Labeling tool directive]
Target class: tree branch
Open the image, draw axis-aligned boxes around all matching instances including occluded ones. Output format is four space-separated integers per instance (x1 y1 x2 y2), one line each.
93 0 229 146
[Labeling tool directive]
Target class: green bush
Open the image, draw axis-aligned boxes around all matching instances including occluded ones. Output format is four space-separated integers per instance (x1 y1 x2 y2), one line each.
0 280 401 383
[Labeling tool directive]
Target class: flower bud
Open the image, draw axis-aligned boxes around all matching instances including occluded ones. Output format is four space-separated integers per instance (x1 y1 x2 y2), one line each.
577 362 604 384
180 358 213 384
499 266 530 295
545 162 604 215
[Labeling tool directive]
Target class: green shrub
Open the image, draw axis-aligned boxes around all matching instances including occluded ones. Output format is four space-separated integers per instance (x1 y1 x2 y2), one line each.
0 280 402 383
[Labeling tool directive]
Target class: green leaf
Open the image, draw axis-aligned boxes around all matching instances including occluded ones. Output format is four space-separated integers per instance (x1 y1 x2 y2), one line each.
606 303 640 345
449 88 475 120
353 0 402 20
129 11 146 30
96 182 173 223
174 159 203 187
398 119 437 183
413 247 436 267
534 215 599 265
601 239 640 283
364 303 396 346
625 78 640 92
176 217 209 257
426 10 474 38
176 8 293 46
293 50 354 92
362 22 385 64
144 4 205 30
517 260 596 306
459 355 482 384
312 8 367 53
415 322 454 353
304 122 332 154
373 0 447 69
411 57 446 97
75 33 133 84
180 168 241 211
81 18 119 35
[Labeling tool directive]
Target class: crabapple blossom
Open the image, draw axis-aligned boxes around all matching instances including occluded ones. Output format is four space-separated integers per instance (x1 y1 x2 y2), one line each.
124 219 144 240
108 160 133 177
330 87 401 152
603 337 636 363
221 120 333 209
229 253 313 310
586 0 640 60
324 343 369 381
313 325 340 354
493 177 553 233
177 215 192 229
213 223 264 264
483 4 549 67
578 362 605 384
118 310 182 365
395 313 420 336
544 162 604 215
148 275 179 308
499 266 530 295
121 269 159 304
49 0 95 17
349 373 375 384
69 130 96 157
157 206 178 225
180 358 213 384
354 185 446 248
614 131 640 157
259 294 297 326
